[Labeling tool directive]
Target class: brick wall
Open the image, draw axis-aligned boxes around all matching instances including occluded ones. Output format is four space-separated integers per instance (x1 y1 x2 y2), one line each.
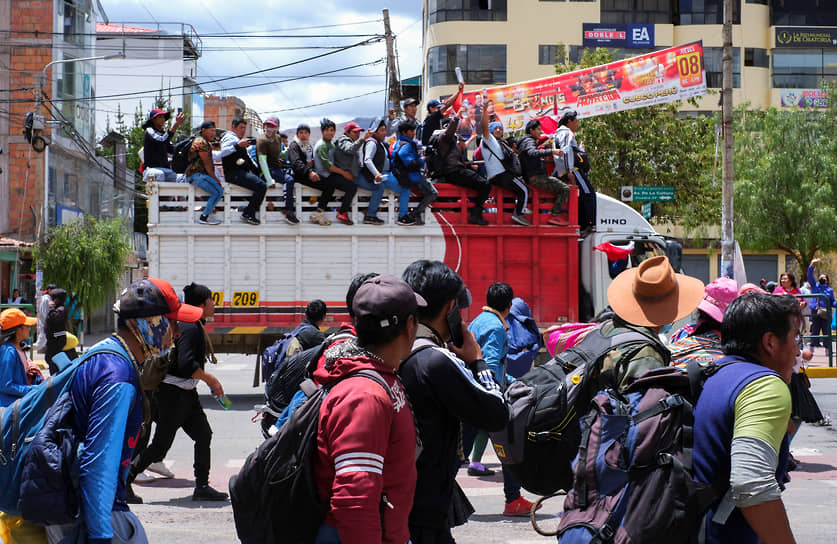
204 95 257 136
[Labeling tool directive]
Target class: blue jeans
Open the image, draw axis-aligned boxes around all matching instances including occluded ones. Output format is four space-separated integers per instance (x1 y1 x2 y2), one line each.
269 168 295 210
356 173 411 217
188 173 223 217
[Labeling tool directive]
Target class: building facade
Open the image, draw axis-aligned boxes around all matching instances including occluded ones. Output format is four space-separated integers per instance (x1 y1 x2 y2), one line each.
422 0 837 113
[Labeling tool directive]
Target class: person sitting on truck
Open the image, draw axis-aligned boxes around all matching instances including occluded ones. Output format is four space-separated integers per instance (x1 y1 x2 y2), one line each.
257 116 299 224
392 119 438 226
288 124 334 226
478 95 529 226
518 119 569 227
313 118 358 225
359 119 414 225
185 120 225 225
387 97 420 137
437 116 491 226
333 121 386 225
142 108 186 183
553 109 595 230
217 117 266 226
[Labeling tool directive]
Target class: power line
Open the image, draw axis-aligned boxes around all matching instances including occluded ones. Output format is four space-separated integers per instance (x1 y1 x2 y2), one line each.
263 88 386 114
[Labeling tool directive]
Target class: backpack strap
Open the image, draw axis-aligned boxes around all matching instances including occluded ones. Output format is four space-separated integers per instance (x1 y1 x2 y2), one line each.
0 405 6 465
574 407 599 510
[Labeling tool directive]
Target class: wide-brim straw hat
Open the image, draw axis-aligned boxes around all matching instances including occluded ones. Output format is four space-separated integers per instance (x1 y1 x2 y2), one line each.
607 255 705 328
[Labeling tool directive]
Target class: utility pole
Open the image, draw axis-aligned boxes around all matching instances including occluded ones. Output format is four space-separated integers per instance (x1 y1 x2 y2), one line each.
383 8 402 117
720 0 735 278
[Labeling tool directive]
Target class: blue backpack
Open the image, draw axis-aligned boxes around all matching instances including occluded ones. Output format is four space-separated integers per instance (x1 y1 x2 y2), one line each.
505 297 543 379
260 324 314 383
0 339 129 517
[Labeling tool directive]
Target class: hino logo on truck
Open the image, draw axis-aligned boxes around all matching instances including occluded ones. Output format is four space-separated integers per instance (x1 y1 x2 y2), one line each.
600 217 628 225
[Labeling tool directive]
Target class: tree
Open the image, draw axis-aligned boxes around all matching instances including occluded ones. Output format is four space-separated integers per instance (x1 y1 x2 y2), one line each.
33 216 132 320
734 86 837 269
552 46 719 231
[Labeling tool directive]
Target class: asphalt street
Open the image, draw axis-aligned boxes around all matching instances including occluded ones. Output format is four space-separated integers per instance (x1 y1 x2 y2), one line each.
128 352 837 543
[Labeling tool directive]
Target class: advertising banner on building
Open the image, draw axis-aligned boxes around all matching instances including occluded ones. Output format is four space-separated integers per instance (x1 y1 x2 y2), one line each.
775 27 837 48
780 89 829 109
582 23 655 49
452 41 707 136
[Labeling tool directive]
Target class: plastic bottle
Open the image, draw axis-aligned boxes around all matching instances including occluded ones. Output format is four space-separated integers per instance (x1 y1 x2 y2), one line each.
215 395 232 410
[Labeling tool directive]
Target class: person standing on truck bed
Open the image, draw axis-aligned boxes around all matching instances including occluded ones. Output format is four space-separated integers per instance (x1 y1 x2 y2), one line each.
142 108 185 183
217 117 266 226
553 108 596 230
256 116 299 225
185 121 225 225
313 118 358 226
437 116 491 226
421 82 464 147
288 124 335 226
518 119 570 227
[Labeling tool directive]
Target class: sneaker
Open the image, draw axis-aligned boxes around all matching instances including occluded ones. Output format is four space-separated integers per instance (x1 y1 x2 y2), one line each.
467 461 495 476
468 213 489 226
281 210 300 225
133 471 156 484
547 215 569 226
147 461 175 479
511 213 531 226
125 484 143 505
310 211 331 226
193 484 229 502
396 214 416 226
336 211 354 225
198 214 222 225
363 215 385 225
503 496 541 517
241 213 260 225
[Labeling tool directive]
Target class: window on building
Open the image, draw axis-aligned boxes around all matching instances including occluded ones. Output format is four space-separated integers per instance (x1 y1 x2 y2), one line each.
772 49 837 88
677 0 740 25
428 0 508 24
601 0 672 24
58 58 76 97
772 1 837 26
744 48 769 68
703 47 741 88
428 45 507 87
539 45 560 65
745 0 767 4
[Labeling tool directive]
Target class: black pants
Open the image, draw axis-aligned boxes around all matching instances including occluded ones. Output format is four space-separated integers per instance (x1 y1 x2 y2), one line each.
489 171 528 215
811 314 832 355
130 383 213 487
444 167 490 215
296 173 356 213
226 170 266 217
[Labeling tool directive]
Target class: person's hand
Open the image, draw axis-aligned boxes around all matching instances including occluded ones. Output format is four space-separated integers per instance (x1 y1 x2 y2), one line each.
388 108 396 120
552 148 564 157
568 172 577 184
471 164 478 171
374 173 383 183
458 81 465 92
448 324 481 363
309 172 320 182
341 169 354 181
800 299 808 308
811 258 822 265
364 130 373 140
205 375 224 397
237 138 250 148
27 364 43 380
173 112 185 127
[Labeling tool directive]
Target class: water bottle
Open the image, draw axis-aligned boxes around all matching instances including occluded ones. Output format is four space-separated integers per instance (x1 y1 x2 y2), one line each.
215 395 232 410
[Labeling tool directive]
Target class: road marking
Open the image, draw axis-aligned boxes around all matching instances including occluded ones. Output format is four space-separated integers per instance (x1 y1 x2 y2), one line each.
225 458 245 469
214 364 250 372
793 448 823 456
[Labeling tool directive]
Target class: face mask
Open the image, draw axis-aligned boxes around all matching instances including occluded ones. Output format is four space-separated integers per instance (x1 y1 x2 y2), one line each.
820 279 827 286
446 306 464 348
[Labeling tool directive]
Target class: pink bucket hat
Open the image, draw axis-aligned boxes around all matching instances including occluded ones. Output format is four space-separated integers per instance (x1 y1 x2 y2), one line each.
698 277 739 323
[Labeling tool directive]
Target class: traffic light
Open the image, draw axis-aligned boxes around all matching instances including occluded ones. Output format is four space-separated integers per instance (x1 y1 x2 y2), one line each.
23 112 48 153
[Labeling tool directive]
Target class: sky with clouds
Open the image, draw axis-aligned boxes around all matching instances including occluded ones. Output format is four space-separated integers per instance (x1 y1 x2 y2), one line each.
101 0 422 128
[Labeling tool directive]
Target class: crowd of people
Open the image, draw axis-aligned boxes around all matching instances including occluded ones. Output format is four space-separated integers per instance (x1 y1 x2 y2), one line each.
140 85 591 228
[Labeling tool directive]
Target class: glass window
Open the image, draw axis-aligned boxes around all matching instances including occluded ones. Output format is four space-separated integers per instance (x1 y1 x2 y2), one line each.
772 1 837 26
772 48 837 88
428 0 507 24
678 0 740 24
744 48 769 68
703 47 741 88
601 0 672 24
428 45 507 87
745 0 767 4
539 45 560 65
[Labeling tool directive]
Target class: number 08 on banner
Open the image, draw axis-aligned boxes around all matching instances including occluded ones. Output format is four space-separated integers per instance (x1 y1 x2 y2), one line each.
677 49 703 87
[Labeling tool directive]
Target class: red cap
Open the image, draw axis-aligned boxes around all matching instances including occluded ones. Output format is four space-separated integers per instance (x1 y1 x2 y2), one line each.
344 122 363 133
115 278 202 323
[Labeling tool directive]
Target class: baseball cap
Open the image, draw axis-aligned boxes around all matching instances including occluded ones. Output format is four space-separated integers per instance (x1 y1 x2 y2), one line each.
0 308 37 331
403 98 419 107
199 120 216 131
352 275 427 329
427 99 442 111
344 121 363 133
114 278 202 323
264 117 280 127
142 109 171 129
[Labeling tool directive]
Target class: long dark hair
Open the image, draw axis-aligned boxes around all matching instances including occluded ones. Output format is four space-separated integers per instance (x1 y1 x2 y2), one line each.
183 282 212 307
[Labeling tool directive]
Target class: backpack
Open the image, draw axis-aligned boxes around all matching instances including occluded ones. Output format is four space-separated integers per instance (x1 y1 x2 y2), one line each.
230 369 395 544
0 340 130 517
489 323 668 497
505 299 544 379
260 323 315 383
556 363 728 544
171 135 196 174
482 138 521 176
424 131 444 179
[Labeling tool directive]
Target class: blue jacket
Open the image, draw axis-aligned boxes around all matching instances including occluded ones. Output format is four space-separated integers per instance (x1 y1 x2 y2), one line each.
468 308 513 388
505 298 543 379
69 337 144 544
393 134 424 184
0 341 42 407
807 264 835 311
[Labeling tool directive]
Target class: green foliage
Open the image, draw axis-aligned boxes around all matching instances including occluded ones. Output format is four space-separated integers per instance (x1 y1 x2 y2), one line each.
552 45 718 231
33 216 132 319
734 84 837 269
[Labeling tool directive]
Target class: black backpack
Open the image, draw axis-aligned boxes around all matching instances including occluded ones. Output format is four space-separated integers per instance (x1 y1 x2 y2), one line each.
171 136 195 174
489 323 669 496
424 131 444 179
230 369 394 544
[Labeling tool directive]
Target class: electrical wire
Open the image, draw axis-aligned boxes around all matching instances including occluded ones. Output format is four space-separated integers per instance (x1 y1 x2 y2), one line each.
263 88 387 113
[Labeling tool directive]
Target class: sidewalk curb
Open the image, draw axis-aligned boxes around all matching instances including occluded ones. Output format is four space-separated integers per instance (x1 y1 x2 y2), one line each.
806 367 837 379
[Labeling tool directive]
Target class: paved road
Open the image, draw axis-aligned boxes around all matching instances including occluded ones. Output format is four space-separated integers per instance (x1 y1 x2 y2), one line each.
128 352 837 543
